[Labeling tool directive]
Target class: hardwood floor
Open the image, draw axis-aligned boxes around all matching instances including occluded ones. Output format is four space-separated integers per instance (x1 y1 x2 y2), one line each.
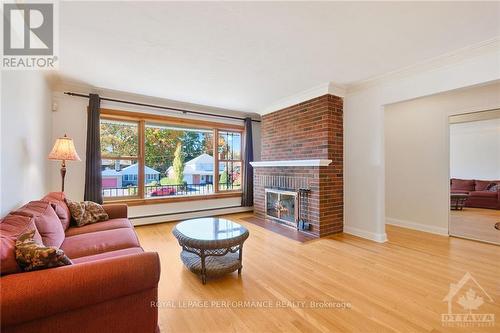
135 213 500 333
450 208 500 244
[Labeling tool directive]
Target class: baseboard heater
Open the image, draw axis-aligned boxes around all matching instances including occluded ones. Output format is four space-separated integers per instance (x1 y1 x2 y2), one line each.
129 205 250 220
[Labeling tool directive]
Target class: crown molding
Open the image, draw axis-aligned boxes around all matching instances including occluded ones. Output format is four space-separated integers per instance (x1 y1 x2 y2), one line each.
327 82 347 98
346 37 500 94
259 38 500 114
259 82 346 115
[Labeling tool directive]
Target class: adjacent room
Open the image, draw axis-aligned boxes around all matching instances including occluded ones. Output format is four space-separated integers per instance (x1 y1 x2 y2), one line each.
449 111 500 244
1 2 499 333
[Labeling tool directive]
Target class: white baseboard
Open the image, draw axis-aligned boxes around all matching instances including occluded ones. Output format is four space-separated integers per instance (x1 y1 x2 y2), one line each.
386 217 449 236
344 226 388 243
131 206 253 226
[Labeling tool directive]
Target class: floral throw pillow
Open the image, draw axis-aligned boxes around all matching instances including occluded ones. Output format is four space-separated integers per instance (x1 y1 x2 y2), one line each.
15 230 72 271
66 200 109 227
487 184 499 192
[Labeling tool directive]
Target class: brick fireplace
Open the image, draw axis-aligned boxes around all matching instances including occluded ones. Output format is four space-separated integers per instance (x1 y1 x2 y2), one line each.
251 94 343 237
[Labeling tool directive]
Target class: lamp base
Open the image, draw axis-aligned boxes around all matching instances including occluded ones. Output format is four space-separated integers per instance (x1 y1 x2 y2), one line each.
60 160 66 192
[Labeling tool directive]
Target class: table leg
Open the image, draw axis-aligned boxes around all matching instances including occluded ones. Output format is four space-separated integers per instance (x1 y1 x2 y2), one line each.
238 245 243 275
200 249 207 284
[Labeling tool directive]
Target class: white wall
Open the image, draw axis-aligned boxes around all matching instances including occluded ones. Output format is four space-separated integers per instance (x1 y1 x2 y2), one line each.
1 71 52 216
343 40 500 242
384 83 500 235
450 118 500 180
50 92 88 199
50 90 261 222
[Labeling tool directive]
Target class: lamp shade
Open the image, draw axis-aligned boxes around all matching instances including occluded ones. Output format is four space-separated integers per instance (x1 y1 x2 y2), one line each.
48 134 81 161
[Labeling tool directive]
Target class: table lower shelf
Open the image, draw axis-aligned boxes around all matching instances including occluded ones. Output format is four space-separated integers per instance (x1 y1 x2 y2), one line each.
180 250 242 277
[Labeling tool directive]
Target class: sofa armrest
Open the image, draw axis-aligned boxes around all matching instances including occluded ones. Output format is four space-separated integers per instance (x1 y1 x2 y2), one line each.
1 252 160 328
103 203 128 219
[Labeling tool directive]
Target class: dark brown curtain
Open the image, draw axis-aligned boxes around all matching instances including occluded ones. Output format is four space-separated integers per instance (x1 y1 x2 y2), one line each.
241 118 254 206
84 94 103 204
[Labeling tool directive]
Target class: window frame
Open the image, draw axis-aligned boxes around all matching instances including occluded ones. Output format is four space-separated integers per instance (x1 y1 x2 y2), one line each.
100 116 142 200
100 108 244 205
216 129 243 192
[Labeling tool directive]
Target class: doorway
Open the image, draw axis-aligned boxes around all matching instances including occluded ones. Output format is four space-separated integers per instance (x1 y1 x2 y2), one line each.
448 110 500 244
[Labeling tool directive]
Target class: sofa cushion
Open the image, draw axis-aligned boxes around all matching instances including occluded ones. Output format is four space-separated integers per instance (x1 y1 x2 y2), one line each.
469 191 498 198
102 204 128 219
451 179 475 191
65 218 132 237
67 200 109 227
71 247 143 264
42 192 71 230
12 201 65 248
0 214 43 276
61 228 140 259
0 214 43 243
451 190 470 195
474 180 499 191
1 236 19 275
15 230 72 272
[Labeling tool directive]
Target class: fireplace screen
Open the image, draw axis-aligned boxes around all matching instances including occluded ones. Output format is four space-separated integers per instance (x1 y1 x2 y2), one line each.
265 189 298 225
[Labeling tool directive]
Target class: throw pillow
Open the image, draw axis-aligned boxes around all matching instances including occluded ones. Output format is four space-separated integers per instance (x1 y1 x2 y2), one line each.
66 200 109 227
1 214 44 275
12 201 65 248
15 230 72 272
475 180 495 191
450 179 475 192
487 184 499 192
42 192 72 230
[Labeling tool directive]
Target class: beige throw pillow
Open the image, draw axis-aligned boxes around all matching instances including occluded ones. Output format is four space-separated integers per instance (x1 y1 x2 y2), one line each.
66 200 109 227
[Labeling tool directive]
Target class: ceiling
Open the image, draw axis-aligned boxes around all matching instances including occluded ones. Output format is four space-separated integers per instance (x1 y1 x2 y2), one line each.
58 1 500 113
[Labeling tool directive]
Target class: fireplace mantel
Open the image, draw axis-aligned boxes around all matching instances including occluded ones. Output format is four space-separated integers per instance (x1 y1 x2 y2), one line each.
250 159 332 167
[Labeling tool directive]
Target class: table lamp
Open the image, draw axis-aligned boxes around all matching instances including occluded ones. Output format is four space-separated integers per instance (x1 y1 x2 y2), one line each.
48 134 81 192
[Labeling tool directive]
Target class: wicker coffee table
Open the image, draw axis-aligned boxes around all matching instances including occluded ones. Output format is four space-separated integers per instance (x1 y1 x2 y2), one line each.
172 217 249 284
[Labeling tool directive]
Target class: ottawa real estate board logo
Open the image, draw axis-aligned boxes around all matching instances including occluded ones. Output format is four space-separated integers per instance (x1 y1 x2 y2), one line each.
441 272 495 327
2 1 58 69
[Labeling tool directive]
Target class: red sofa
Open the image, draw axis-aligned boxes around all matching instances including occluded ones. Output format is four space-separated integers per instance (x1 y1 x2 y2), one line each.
450 178 500 210
0 193 160 333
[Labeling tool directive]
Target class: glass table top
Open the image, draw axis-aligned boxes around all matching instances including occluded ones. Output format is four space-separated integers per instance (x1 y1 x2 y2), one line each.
175 217 248 241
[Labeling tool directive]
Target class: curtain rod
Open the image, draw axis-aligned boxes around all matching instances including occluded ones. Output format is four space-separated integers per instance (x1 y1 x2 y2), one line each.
63 92 261 123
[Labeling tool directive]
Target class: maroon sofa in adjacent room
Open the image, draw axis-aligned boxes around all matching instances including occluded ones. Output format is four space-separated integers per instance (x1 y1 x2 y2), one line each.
0 192 161 333
450 178 500 210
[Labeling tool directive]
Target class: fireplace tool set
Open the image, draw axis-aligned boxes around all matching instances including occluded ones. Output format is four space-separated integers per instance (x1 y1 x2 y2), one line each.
297 188 311 231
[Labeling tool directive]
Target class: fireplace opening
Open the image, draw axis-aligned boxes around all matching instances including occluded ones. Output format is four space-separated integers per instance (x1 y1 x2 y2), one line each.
265 188 298 226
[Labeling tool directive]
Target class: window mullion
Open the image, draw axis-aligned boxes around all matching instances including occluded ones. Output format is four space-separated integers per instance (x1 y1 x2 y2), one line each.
138 120 145 199
214 128 219 193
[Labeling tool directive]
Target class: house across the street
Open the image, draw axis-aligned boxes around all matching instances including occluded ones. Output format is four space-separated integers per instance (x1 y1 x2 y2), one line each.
101 163 160 188
167 153 218 185
101 168 122 189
